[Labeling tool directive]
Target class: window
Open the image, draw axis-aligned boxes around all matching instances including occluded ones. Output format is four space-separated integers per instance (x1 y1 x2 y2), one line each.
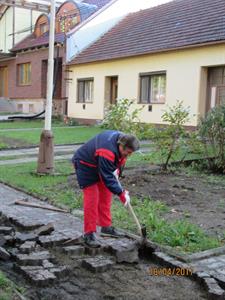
17 63 31 85
77 78 94 103
17 104 23 112
140 72 166 104
29 104 34 113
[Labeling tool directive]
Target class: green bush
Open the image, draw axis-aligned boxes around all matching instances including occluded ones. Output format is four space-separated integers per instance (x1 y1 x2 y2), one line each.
101 98 153 139
151 101 190 170
198 104 225 173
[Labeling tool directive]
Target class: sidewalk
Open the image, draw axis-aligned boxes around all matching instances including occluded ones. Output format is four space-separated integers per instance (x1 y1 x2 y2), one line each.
0 144 150 165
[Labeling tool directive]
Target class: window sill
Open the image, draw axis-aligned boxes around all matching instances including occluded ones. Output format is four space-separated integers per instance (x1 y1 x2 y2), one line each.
138 102 165 105
18 84 32 87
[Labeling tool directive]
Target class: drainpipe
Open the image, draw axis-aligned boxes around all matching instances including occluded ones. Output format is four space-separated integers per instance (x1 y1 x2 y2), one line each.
12 6 15 47
37 0 56 174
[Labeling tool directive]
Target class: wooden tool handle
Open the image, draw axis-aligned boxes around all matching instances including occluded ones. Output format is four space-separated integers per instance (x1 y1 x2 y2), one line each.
126 202 143 237
14 200 68 213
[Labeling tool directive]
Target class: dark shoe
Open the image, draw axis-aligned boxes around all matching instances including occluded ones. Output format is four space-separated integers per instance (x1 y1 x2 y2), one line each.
83 232 101 248
101 226 124 237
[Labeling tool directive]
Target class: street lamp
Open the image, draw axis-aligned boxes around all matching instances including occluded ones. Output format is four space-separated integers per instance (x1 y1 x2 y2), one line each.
37 0 55 174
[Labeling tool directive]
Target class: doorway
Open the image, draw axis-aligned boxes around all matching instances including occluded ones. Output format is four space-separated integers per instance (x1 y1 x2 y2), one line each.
207 66 225 111
105 76 118 105
0 66 8 97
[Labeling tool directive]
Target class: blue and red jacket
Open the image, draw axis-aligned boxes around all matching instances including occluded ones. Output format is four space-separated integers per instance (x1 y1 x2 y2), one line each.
72 130 126 195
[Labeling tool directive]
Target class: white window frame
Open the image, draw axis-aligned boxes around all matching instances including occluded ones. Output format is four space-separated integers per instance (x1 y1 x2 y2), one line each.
139 72 166 104
77 78 94 103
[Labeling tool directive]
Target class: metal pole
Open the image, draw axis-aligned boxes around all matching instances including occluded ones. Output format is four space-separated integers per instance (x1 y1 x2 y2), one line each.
45 0 55 131
37 0 55 174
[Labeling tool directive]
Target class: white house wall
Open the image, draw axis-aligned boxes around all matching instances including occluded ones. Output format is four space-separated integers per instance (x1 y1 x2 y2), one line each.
0 7 41 53
0 8 13 52
15 8 41 45
68 44 225 127
66 0 173 62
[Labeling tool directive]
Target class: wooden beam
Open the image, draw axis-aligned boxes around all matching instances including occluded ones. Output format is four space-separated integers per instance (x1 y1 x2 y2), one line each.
0 0 50 12
14 200 68 213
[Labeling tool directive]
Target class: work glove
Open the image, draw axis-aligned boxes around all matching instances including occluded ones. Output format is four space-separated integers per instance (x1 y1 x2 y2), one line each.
119 190 130 207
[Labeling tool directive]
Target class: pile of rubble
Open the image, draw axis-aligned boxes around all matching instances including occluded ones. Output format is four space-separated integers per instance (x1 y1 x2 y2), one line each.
0 218 139 287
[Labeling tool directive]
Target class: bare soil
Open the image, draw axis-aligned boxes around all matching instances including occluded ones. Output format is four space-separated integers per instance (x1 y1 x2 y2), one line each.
0 255 207 300
121 167 225 238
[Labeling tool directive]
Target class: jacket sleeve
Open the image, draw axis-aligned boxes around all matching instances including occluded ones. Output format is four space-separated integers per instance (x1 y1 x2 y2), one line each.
98 156 123 195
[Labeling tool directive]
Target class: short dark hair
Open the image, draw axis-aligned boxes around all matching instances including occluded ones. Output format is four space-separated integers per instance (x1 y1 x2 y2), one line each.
117 134 140 152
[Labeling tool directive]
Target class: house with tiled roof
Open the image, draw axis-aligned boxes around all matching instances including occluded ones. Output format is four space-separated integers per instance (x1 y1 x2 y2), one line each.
0 0 113 114
67 0 225 127
0 4 42 104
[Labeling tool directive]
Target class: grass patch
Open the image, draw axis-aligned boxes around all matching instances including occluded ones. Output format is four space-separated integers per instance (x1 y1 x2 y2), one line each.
127 148 207 167
0 270 25 300
0 126 103 148
0 155 30 161
0 160 79 210
0 160 222 253
0 142 7 150
112 199 221 253
0 119 64 129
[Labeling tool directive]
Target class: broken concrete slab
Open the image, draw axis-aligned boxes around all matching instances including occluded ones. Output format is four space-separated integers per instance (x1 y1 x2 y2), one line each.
85 246 103 256
20 241 36 254
101 237 139 263
0 234 6 247
82 256 115 273
39 231 83 247
34 223 54 236
0 246 11 260
0 226 13 235
14 265 56 286
4 235 15 246
63 245 85 256
39 233 70 247
16 251 52 266
115 247 139 263
49 266 69 279
15 232 38 244
6 214 44 231
42 259 55 269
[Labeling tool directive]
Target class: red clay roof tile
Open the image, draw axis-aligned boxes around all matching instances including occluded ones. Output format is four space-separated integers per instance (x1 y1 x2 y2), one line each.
70 0 225 65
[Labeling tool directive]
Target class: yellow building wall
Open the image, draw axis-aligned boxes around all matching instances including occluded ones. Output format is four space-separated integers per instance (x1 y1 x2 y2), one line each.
68 44 225 126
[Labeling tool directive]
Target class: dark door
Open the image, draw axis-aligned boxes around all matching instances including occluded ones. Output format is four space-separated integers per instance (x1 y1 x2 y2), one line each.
207 66 225 111
110 76 118 104
0 66 8 97
41 58 62 99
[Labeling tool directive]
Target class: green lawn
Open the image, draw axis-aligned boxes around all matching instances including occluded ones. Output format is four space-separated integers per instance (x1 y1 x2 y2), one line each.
0 126 103 149
0 119 65 129
0 159 221 253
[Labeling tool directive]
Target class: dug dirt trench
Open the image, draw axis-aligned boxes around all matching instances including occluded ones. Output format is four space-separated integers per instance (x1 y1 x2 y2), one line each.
0 248 207 300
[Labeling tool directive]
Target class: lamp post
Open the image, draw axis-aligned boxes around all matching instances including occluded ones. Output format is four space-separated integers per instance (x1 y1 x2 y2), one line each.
37 0 55 174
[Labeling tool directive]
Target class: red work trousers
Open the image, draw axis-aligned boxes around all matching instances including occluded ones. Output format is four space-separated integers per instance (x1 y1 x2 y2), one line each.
83 180 112 234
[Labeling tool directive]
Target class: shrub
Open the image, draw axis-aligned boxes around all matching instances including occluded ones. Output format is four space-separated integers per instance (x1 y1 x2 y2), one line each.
198 104 225 173
152 101 190 170
101 98 153 139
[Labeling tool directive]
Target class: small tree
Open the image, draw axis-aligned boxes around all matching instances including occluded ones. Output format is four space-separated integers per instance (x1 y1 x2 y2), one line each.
198 104 225 173
101 98 153 139
153 101 190 170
